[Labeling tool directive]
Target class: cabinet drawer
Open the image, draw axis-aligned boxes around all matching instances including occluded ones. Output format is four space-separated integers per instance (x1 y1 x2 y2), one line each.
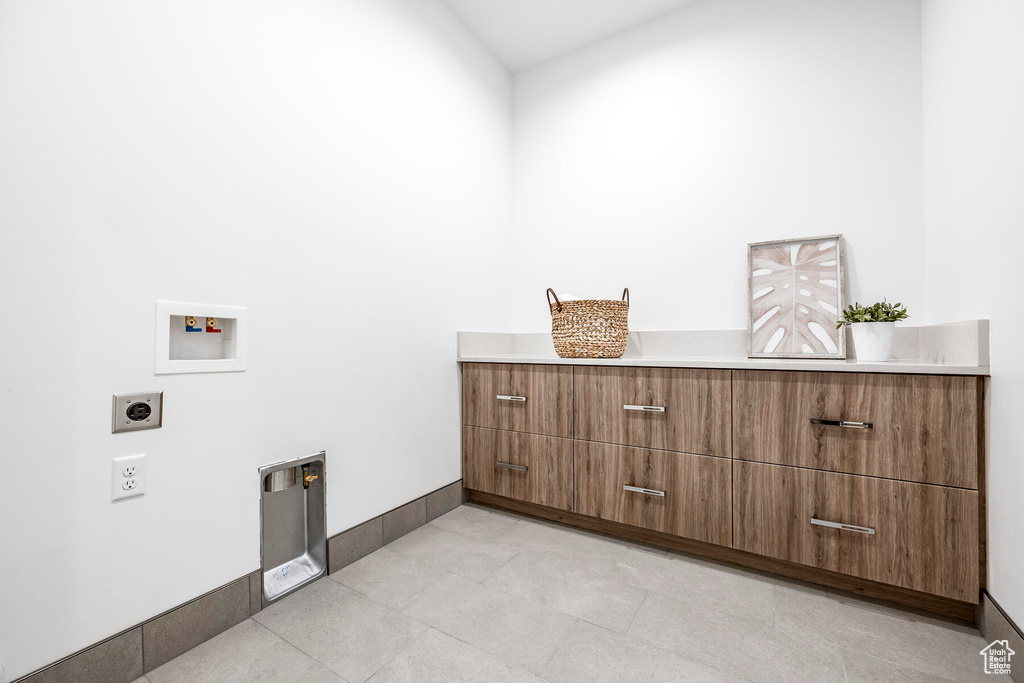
575 441 731 545
462 426 572 510
733 371 980 489
462 363 573 438
734 461 979 602
574 366 731 456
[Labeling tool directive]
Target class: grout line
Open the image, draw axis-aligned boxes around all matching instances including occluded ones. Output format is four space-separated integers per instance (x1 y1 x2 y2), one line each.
251 613 325 667
435 624 553 680
398 513 519 558
839 651 851 683
283 657 320 683
580 614 700 664
140 619 146 675
361 625 433 682
597 606 759 683
625 591 648 636
398 569 452 609
419 518 653 632
537 617 580 673
438 627 488 651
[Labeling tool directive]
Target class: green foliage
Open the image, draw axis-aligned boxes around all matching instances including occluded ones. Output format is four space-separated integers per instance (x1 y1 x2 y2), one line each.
836 299 910 329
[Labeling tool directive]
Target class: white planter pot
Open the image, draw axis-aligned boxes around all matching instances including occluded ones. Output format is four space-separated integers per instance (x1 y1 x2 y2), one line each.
851 321 896 362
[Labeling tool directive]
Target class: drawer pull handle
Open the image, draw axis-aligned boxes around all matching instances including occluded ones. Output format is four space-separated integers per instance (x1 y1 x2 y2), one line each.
497 462 528 472
623 404 666 413
810 418 873 429
496 395 527 402
811 518 876 535
623 485 666 497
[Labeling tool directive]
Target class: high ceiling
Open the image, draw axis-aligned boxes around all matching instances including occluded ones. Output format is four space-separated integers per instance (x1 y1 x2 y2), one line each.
441 0 698 72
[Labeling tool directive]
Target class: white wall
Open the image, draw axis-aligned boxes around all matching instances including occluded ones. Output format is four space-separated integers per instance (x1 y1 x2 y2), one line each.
2 0 1018 677
922 0 1024 628
510 0 924 331
0 0 510 678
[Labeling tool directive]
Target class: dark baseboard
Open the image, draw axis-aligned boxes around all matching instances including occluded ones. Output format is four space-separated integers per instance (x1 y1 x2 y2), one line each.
16 479 466 683
16 570 262 683
978 591 1024 682
327 479 466 574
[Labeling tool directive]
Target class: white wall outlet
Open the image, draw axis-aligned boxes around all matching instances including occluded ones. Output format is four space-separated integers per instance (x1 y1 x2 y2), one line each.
112 454 146 501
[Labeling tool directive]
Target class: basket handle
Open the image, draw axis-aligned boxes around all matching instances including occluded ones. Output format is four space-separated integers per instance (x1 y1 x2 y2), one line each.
622 288 629 303
546 288 562 312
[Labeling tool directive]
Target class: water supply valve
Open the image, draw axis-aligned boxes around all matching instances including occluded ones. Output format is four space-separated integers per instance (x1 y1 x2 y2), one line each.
301 464 318 489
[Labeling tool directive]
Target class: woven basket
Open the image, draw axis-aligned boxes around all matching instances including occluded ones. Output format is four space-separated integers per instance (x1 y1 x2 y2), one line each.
547 288 630 358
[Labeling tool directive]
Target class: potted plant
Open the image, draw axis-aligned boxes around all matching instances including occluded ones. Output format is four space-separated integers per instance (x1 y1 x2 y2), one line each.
836 300 909 362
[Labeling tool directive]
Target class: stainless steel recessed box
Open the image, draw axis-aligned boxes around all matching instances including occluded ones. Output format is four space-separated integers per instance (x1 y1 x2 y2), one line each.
259 451 327 606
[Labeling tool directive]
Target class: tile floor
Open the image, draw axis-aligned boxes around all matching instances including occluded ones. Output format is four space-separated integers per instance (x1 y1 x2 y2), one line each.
135 504 991 683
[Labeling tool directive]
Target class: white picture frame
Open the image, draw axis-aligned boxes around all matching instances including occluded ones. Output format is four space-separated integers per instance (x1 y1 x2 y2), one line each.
747 234 846 359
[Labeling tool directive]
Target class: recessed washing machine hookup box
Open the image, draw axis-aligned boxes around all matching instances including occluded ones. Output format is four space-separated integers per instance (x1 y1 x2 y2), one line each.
155 301 247 374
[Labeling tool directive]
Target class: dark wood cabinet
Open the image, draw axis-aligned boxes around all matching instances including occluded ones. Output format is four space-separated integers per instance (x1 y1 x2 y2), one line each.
461 362 984 611
575 441 731 545
463 426 573 511
732 370 981 488
574 366 732 457
733 460 979 602
462 363 573 438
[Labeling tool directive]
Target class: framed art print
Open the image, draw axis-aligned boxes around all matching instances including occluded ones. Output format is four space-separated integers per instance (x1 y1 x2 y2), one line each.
747 234 846 359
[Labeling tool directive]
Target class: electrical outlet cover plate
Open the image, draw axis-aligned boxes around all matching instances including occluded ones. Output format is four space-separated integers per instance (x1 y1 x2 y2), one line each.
112 454 146 501
112 392 163 434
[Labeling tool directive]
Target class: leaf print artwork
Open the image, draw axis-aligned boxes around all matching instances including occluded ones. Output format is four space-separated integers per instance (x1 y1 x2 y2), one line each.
748 236 845 358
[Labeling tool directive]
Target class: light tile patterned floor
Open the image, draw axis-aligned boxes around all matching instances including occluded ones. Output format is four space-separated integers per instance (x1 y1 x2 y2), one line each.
138 504 991 683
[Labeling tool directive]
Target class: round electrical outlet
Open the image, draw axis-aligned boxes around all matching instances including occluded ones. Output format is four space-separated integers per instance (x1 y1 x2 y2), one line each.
126 402 152 422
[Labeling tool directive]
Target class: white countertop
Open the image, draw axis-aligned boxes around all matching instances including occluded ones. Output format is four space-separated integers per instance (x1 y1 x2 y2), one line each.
456 353 988 375
456 322 991 376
